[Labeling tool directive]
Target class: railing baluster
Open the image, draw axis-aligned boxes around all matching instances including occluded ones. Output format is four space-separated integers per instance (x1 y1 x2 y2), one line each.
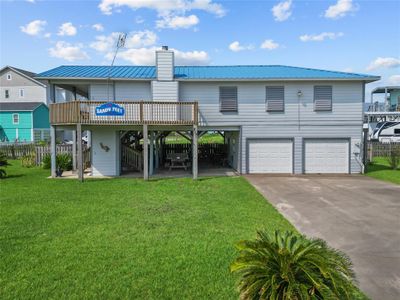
50 100 198 125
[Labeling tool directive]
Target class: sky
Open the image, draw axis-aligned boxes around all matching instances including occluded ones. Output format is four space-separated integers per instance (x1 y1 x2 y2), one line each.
0 0 399 96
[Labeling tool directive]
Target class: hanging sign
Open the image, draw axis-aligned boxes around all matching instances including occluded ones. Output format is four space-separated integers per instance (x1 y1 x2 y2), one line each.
95 102 125 116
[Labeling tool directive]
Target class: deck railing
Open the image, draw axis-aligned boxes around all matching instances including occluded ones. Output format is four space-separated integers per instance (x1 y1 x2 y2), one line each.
50 101 198 125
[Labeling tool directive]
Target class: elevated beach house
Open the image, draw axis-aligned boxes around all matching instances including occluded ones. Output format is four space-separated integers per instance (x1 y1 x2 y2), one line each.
36 47 379 180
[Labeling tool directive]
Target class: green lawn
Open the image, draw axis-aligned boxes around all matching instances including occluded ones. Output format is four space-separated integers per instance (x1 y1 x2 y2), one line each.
366 157 400 185
0 161 293 299
165 132 224 144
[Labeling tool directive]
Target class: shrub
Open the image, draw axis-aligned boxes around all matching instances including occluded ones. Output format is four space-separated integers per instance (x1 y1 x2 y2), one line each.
21 154 36 168
42 154 51 169
42 153 73 171
56 153 72 171
231 230 356 300
0 152 10 178
386 148 400 170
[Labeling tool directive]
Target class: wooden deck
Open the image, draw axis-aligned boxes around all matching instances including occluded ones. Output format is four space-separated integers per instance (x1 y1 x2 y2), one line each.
50 101 198 126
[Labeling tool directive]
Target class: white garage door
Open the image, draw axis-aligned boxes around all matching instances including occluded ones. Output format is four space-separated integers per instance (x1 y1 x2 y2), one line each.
248 139 293 173
305 139 349 174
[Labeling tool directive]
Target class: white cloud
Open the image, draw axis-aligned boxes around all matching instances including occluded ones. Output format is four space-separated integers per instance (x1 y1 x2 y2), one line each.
58 22 77 36
389 75 400 85
90 30 158 53
20 20 47 36
299 32 344 42
366 57 400 71
271 0 292 22
98 0 226 17
113 47 209 65
260 39 280 50
49 41 89 61
228 41 253 52
174 48 210 65
343 67 353 72
156 14 199 29
92 23 104 32
324 0 356 19
44 33 51 38
26 0 35 3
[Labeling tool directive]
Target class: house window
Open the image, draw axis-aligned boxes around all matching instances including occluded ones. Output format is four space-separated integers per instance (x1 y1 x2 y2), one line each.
219 86 238 112
314 86 332 111
13 113 19 124
5 89 9 98
266 86 285 112
6 73 12 80
19 89 24 98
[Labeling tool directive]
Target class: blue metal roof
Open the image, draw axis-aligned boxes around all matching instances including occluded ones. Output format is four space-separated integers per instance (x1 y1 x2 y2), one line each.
36 65 379 81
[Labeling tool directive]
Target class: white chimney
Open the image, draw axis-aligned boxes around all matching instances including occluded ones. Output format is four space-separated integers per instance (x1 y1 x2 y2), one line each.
152 46 178 102
156 46 174 81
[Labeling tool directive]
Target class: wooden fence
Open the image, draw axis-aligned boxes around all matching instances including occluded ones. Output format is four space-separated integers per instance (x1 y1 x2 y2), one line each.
368 141 400 159
0 143 90 167
163 143 228 161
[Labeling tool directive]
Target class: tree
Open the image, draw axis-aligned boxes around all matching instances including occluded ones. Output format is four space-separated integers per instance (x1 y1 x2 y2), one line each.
230 230 357 299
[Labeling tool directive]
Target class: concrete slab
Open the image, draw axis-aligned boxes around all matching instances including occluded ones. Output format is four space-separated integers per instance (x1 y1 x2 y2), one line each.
245 175 400 300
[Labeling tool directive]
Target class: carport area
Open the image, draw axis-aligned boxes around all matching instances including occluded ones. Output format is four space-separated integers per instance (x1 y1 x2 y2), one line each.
246 175 400 300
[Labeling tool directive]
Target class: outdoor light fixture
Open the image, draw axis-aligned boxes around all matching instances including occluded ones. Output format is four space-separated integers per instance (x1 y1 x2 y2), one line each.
297 90 303 97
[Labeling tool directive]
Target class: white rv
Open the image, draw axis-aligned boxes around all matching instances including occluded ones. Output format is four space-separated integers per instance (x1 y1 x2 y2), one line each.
372 122 400 142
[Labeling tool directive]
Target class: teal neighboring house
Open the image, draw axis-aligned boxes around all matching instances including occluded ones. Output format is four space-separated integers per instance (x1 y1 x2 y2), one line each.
0 102 50 142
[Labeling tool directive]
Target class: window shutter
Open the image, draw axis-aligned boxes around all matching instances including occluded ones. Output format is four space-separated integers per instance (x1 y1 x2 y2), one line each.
220 87 238 112
266 86 284 112
314 86 332 111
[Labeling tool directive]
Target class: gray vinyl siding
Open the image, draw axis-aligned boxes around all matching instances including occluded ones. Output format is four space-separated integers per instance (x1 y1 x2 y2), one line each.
0 69 46 103
294 136 303 174
180 81 363 126
91 127 119 176
116 82 151 100
151 81 178 101
90 82 151 101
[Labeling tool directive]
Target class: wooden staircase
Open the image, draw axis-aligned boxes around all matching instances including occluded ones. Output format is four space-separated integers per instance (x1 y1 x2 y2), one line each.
121 145 143 172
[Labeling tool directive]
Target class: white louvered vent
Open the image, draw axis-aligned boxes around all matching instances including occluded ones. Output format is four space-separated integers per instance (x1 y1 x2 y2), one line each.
220 87 238 112
314 86 332 111
266 86 284 112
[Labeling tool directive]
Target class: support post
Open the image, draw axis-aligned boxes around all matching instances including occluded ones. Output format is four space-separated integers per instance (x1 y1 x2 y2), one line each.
192 125 198 180
77 123 83 182
72 130 77 171
50 125 56 178
363 124 369 173
155 136 160 170
143 124 149 180
149 131 154 176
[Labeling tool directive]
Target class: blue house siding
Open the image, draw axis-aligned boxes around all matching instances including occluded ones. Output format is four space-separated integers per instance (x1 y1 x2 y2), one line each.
32 104 50 128
0 111 32 141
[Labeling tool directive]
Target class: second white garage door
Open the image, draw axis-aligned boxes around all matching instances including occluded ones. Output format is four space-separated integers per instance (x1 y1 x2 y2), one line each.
304 139 349 174
248 139 293 173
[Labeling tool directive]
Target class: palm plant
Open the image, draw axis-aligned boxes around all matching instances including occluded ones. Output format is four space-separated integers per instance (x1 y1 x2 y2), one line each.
230 230 357 299
0 152 10 178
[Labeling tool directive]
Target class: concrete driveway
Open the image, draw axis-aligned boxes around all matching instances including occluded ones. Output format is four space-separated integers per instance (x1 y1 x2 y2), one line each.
245 175 400 300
